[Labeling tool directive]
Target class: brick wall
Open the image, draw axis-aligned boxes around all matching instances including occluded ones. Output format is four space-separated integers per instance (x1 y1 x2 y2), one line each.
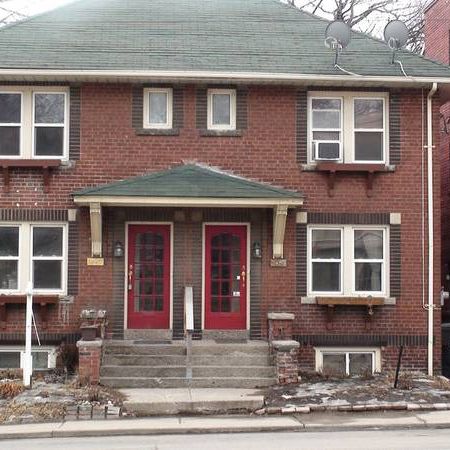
0 83 443 373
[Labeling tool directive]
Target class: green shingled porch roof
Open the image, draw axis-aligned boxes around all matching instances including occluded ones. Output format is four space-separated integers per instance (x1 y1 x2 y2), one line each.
73 164 303 199
1 0 450 78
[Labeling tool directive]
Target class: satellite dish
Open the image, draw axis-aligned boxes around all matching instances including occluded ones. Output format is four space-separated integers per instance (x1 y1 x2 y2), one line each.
384 20 409 50
325 21 351 50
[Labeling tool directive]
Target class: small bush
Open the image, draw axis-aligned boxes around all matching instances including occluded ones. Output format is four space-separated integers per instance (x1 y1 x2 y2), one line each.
0 381 24 399
0 369 22 380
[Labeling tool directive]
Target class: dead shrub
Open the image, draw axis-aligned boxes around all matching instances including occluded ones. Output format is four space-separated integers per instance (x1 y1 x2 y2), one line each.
0 369 22 380
57 343 79 377
0 381 24 399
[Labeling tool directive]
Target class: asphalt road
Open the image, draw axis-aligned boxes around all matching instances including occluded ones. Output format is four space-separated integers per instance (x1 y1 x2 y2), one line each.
4 429 450 450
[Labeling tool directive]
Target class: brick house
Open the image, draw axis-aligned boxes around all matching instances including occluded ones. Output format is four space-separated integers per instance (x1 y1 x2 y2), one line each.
0 0 450 382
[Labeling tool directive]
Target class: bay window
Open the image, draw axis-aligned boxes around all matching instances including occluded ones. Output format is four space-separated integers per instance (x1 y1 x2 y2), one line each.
308 225 388 296
0 87 68 159
0 223 67 294
308 92 388 164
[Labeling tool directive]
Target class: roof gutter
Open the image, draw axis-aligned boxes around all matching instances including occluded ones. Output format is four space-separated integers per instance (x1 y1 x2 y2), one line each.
0 68 449 86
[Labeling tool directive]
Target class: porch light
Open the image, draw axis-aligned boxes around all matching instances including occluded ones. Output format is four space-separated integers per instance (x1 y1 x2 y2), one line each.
113 241 124 258
252 241 262 258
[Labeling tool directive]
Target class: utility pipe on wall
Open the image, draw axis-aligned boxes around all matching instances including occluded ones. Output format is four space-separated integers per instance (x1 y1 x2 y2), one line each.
427 82 438 377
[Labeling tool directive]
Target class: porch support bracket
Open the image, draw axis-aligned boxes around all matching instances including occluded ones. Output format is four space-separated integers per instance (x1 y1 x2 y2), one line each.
272 204 288 262
89 202 102 257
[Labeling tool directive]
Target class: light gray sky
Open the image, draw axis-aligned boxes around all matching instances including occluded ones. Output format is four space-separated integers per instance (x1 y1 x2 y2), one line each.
0 0 72 23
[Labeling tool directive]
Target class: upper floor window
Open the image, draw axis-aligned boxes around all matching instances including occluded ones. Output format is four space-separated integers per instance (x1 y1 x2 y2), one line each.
207 89 236 131
0 223 67 294
143 87 173 129
0 87 68 160
308 225 388 296
308 92 388 164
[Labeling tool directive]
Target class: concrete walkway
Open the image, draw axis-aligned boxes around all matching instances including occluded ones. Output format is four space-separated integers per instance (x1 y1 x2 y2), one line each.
3 410 450 440
121 388 264 415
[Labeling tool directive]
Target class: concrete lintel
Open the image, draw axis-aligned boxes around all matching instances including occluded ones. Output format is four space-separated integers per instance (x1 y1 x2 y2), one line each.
272 340 300 351
268 312 295 321
76 338 103 348
296 211 308 224
390 213 401 225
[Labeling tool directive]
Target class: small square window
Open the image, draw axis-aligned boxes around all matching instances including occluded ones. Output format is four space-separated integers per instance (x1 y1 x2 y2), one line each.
316 348 379 376
207 89 236 130
144 88 172 129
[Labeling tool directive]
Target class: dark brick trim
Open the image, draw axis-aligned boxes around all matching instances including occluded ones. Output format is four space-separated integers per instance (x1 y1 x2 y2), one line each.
132 84 184 134
296 224 307 296
131 84 144 129
0 209 68 221
197 86 247 133
296 90 308 164
294 334 427 346
196 87 208 129
389 91 401 165
390 224 401 298
69 86 81 161
0 332 80 345
307 212 391 225
236 86 248 130
67 222 79 296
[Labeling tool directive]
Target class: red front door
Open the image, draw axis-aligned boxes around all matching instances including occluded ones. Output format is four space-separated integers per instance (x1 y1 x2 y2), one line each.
205 225 247 330
127 224 171 329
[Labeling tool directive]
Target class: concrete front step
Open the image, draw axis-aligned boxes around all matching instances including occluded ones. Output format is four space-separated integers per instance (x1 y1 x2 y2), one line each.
103 354 273 367
101 365 276 378
104 341 270 356
120 388 265 415
102 376 276 389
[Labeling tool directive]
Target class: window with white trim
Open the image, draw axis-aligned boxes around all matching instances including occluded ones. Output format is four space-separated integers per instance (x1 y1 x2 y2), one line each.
0 223 67 294
308 92 388 164
0 87 69 159
207 89 236 130
143 88 173 129
315 347 381 376
0 346 57 369
308 226 388 296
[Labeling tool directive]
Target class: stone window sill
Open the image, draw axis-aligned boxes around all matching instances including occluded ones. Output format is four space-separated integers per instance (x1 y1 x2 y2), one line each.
135 128 180 136
199 129 243 137
300 296 396 306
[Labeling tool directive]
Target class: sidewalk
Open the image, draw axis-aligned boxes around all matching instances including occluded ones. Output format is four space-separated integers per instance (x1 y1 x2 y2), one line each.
2 410 450 440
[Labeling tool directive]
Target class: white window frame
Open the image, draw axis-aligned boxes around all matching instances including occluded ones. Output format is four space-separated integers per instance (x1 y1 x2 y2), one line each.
207 88 236 131
309 96 343 162
352 227 386 296
0 224 22 293
0 222 68 295
307 225 389 297
0 91 23 159
0 86 69 160
0 346 56 369
307 91 389 165
32 91 69 159
308 227 343 295
315 347 381 375
143 87 173 129
353 97 386 164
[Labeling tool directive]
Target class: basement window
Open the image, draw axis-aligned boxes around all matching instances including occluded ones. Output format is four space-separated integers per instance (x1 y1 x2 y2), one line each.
0 346 57 369
315 347 381 376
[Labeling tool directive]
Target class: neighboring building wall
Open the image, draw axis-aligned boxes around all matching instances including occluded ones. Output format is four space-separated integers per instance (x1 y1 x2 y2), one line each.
425 0 450 321
0 83 442 372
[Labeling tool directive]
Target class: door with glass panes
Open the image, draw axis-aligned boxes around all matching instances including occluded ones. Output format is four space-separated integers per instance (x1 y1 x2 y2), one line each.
204 225 247 329
127 225 171 329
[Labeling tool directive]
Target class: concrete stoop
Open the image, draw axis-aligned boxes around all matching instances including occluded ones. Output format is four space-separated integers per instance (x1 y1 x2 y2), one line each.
100 340 277 389
120 388 265 415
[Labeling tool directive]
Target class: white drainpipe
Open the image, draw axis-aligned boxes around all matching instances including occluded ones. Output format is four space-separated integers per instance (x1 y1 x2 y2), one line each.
427 82 438 376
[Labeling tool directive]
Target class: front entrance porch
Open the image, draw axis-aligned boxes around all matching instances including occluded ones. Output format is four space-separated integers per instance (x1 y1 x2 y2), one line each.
73 163 303 339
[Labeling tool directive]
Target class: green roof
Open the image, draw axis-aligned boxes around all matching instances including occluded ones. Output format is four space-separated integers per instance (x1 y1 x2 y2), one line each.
0 0 449 78
73 164 303 199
